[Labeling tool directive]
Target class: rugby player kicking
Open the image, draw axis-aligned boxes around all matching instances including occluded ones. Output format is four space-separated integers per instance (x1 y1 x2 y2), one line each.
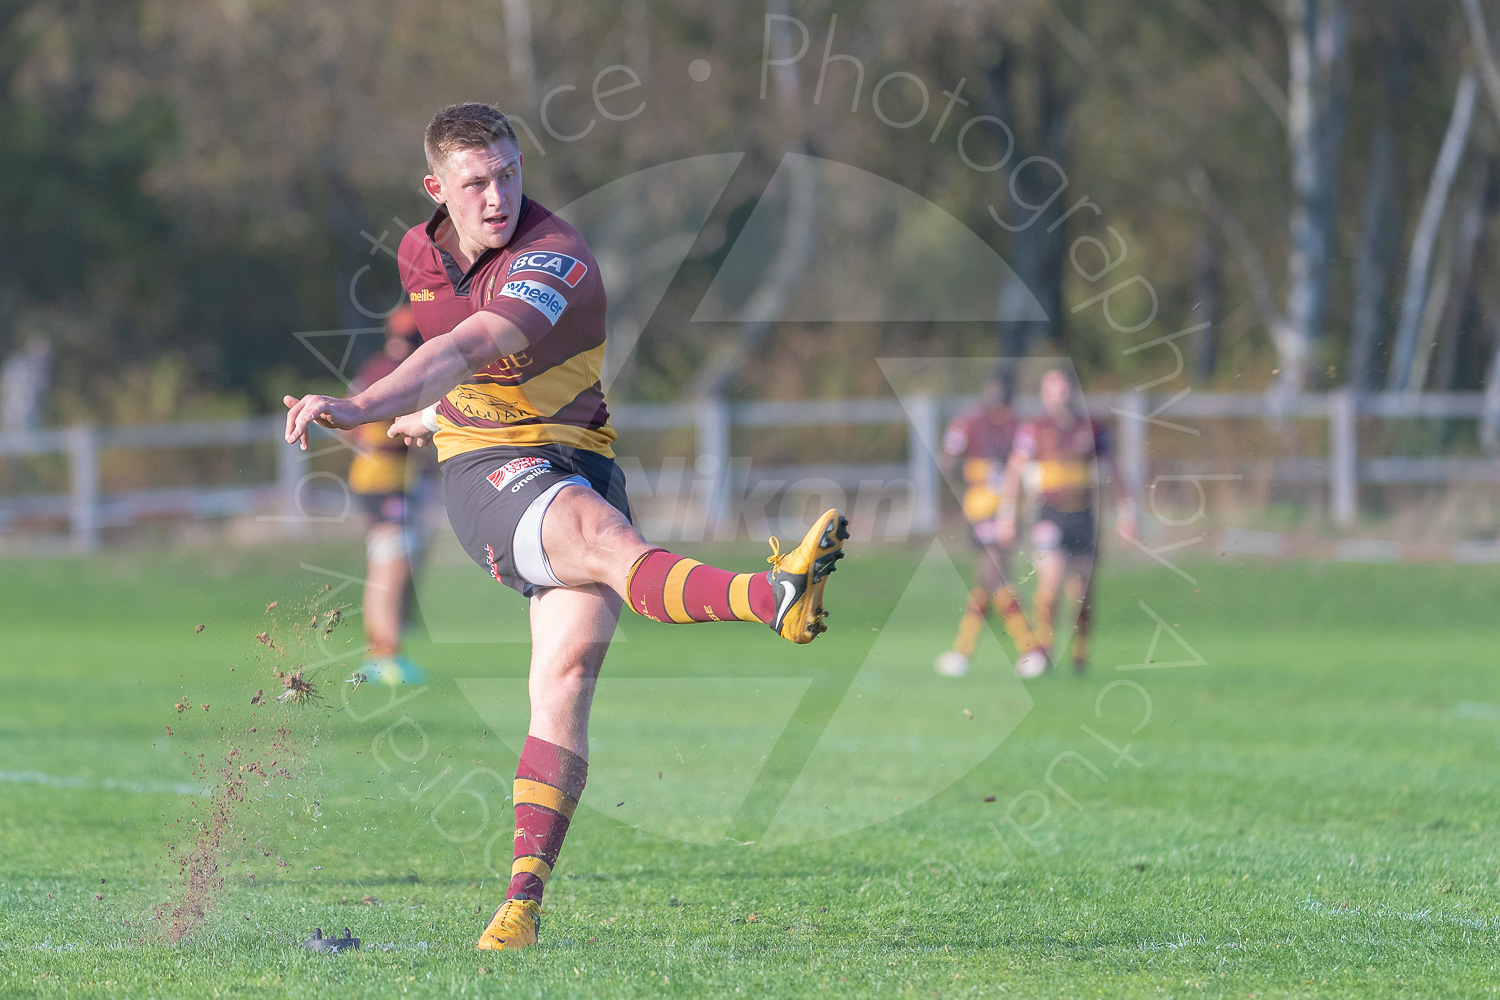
994 369 1135 675
283 104 847 950
933 368 1046 679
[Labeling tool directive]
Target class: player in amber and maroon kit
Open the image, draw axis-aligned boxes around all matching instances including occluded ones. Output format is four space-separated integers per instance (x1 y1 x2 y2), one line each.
282 104 847 950
934 369 1045 679
343 306 429 687
995 369 1136 676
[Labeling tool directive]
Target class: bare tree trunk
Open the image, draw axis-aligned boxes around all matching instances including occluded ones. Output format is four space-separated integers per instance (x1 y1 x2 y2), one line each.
1461 0 1500 130
500 0 536 107
1481 323 1500 453
1430 162 1491 392
1407 221 1456 394
688 1 816 400
1389 70 1478 391
1191 223 1222 381
982 22 1073 358
688 153 819 399
1189 167 1286 349
1279 0 1350 393
1347 125 1400 389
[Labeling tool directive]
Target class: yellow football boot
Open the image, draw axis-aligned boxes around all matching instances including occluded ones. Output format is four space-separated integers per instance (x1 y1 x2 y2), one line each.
476 897 540 950
766 508 849 643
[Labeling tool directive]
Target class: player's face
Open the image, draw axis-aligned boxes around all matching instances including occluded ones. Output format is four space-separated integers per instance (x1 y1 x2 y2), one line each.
1040 370 1073 417
426 140 524 254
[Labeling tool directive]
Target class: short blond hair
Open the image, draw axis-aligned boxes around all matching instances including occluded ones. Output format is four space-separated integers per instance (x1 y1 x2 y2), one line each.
424 103 519 172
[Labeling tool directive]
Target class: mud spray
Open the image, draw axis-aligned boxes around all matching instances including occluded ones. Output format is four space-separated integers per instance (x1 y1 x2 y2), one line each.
156 587 351 943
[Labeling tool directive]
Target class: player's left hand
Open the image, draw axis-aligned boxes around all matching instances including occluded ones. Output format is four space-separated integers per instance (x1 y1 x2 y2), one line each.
283 394 362 451
388 410 433 447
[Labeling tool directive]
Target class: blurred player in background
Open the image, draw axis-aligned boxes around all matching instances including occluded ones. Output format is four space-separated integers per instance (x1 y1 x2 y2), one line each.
996 369 1135 676
346 306 429 685
934 368 1046 679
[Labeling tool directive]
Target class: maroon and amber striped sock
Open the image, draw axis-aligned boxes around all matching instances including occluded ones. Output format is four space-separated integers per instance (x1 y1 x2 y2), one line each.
1034 586 1058 652
1071 591 1093 667
624 548 775 624
992 586 1043 655
952 587 990 657
508 737 588 902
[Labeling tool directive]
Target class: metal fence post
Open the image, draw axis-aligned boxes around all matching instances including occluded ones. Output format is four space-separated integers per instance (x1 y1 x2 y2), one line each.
1330 389 1358 526
906 393 940 534
1117 390 1148 516
67 424 99 552
276 429 307 536
696 396 733 537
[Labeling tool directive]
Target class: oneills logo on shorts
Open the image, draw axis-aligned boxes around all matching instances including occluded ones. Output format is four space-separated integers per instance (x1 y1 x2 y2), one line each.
487 456 550 492
409 288 436 302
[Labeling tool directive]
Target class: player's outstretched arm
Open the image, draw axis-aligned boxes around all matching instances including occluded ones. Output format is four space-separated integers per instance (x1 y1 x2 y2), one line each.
283 312 530 450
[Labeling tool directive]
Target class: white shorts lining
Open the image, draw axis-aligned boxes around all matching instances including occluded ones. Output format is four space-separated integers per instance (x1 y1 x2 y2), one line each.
513 475 589 589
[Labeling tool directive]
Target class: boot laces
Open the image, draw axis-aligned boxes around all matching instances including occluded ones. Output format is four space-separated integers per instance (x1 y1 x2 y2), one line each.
490 898 538 937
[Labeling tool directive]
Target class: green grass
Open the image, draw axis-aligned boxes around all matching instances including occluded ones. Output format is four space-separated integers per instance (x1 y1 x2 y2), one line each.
1 534 1497 998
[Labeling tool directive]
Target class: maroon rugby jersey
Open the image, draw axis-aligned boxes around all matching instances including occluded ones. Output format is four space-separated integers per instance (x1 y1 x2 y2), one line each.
942 404 1018 484
1012 416 1112 513
397 197 614 462
347 351 409 494
942 404 1017 522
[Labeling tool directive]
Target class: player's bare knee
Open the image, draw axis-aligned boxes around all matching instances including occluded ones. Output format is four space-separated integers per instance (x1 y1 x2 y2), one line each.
530 655 599 711
579 511 645 580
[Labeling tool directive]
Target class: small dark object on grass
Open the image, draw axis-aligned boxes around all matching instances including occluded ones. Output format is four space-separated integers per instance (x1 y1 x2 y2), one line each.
250 690 263 706
274 668 317 705
302 927 360 953
255 632 275 650
194 624 205 634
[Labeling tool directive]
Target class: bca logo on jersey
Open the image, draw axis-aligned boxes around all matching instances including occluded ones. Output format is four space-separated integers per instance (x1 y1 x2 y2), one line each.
508 251 588 287
487 456 550 492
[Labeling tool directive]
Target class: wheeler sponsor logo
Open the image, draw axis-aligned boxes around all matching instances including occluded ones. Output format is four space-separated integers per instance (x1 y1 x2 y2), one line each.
499 279 568 325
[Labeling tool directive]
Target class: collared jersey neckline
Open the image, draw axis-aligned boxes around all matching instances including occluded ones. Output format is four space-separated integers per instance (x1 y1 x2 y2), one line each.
423 196 534 297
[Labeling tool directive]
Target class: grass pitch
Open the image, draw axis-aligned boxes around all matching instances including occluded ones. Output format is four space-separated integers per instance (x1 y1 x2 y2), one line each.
0 534 1496 998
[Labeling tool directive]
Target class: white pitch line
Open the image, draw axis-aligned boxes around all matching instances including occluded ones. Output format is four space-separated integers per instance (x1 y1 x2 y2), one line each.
0 769 207 797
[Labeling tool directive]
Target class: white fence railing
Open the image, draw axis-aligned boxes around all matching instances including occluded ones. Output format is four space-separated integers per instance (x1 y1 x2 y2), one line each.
1 391 1496 550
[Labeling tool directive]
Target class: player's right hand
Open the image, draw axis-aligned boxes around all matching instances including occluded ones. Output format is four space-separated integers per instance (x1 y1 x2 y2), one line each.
388 410 433 447
283 394 361 451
